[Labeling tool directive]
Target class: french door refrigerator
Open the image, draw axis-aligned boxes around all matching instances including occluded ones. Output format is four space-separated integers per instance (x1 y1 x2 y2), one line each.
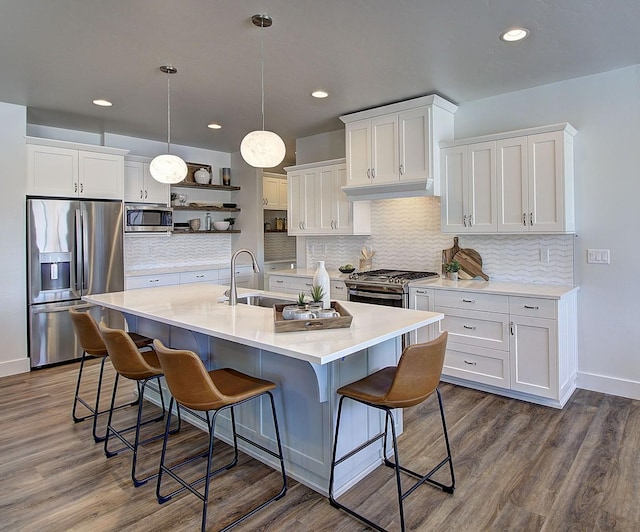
27 198 124 368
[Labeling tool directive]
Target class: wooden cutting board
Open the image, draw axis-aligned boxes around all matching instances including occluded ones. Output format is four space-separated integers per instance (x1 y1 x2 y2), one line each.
442 237 489 280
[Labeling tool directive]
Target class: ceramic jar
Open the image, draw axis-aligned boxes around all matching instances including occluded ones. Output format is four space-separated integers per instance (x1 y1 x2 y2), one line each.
194 168 210 184
313 260 331 310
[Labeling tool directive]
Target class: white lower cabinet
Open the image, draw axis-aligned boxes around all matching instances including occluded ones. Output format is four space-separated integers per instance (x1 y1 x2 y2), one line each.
409 286 577 408
126 265 255 291
178 269 218 285
268 274 347 301
125 273 181 290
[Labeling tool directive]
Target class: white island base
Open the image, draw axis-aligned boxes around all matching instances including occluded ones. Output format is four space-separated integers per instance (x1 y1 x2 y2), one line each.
85 284 443 497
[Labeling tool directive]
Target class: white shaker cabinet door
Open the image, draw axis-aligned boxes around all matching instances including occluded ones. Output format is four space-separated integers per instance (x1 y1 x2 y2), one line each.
467 141 497 233
78 150 123 199
27 144 78 197
441 145 467 233
398 106 431 182
370 114 398 184
497 136 528 233
345 119 371 186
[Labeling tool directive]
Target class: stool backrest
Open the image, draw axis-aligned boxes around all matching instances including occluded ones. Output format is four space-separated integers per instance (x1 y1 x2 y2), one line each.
99 322 161 380
153 340 228 411
385 332 448 408
69 307 106 356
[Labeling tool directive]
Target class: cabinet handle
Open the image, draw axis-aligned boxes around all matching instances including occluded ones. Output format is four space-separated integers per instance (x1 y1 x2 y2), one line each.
265 198 269 206
145 190 148 199
469 214 473 227
530 212 534 226
462 299 475 304
371 168 376 179
524 305 539 310
276 280 284 284
299 221 303 230
399 164 404 175
305 282 312 287
74 182 78 193
196 274 204 278
523 213 527 226
416 290 426 294
463 214 467 227
140 189 143 199
463 325 476 330
367 169 371 179
510 321 514 335
463 360 477 366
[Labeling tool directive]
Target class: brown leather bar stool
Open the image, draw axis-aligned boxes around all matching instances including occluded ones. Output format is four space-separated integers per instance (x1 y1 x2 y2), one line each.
99 323 181 487
329 332 455 532
69 307 153 442
153 340 287 532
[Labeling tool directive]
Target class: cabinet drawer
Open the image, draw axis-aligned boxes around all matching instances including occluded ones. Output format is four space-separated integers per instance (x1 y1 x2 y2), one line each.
125 273 180 290
443 343 510 389
435 290 508 313
509 296 556 319
330 281 347 301
218 265 254 283
269 275 313 293
436 307 509 351
179 270 218 284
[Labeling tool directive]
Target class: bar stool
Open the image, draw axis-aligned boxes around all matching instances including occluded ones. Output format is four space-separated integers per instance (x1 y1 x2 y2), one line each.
329 332 455 532
153 340 287 532
70 307 153 442
99 322 181 487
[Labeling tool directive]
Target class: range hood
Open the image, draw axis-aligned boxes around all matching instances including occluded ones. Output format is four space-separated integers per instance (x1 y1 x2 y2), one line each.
342 178 436 201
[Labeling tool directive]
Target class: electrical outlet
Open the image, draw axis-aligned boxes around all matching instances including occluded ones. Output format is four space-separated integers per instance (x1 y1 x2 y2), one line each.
539 248 550 262
587 249 610 264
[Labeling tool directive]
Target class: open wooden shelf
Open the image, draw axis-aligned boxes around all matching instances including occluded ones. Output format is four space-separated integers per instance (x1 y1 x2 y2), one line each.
171 182 240 191
173 205 240 212
172 229 240 234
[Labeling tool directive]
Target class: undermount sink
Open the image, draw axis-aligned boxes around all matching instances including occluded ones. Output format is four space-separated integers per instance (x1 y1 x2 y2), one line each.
237 295 295 308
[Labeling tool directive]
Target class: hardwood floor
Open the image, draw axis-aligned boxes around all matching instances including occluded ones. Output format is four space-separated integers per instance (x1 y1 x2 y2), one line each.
1 359 638 531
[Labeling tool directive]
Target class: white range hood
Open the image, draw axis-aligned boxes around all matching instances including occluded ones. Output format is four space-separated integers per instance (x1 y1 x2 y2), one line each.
342 177 436 201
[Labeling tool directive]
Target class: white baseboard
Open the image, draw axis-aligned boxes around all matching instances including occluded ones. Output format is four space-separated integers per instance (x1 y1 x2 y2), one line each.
577 372 640 401
0 357 30 378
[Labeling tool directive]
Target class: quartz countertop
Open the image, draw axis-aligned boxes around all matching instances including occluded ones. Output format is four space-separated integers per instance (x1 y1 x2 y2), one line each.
409 277 578 299
126 263 244 276
84 284 443 365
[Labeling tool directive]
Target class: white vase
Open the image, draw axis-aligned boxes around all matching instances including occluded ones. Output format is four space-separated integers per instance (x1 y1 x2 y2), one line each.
313 260 331 309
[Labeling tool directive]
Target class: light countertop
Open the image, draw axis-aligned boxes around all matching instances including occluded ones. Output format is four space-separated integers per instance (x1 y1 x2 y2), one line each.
409 277 578 299
84 284 442 366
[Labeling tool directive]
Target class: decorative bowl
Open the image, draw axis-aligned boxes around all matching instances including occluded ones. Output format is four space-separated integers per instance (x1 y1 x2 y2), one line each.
338 266 356 274
188 218 201 231
213 221 230 231
194 168 210 184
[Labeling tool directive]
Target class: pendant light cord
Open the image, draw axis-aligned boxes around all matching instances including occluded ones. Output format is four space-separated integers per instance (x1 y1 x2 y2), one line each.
167 73 171 153
260 17 265 131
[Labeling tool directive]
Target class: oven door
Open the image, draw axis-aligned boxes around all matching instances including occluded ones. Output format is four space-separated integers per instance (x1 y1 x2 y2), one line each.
347 288 406 308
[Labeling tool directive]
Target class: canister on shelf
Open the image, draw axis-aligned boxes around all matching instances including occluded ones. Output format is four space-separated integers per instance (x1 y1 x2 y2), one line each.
205 212 211 231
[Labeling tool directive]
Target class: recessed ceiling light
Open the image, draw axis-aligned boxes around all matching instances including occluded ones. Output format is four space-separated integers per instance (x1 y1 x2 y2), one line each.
92 99 112 107
207 123 222 129
311 90 329 99
500 27 530 42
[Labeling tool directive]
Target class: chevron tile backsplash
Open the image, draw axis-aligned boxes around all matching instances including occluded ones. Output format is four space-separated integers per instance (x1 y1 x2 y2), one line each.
125 234 232 271
306 197 574 284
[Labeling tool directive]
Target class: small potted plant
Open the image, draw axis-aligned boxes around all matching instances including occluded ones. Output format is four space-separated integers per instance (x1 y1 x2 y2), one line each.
296 291 307 308
224 217 236 228
444 260 461 281
308 284 326 310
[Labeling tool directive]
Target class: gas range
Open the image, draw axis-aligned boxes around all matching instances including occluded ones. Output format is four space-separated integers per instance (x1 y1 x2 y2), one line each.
345 269 439 294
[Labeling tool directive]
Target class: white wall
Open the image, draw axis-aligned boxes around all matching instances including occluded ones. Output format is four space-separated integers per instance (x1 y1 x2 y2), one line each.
0 103 29 376
453 65 640 399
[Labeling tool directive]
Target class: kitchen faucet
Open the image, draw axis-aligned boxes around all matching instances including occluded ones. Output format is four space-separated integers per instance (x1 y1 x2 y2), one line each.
228 248 260 305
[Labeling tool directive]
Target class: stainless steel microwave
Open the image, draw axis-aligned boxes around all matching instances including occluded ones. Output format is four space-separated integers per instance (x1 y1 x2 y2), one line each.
124 205 173 232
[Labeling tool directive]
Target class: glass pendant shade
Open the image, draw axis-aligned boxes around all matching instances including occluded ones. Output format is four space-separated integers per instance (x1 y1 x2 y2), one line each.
240 130 286 168
149 154 188 184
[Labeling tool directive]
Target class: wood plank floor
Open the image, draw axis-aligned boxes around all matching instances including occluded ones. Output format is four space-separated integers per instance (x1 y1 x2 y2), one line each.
1 359 638 531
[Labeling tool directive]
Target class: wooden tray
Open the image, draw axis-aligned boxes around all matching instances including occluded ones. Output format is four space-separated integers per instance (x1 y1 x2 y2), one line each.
274 301 353 333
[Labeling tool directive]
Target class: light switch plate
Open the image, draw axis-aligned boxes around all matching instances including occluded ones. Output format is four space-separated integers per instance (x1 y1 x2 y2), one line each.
587 249 610 264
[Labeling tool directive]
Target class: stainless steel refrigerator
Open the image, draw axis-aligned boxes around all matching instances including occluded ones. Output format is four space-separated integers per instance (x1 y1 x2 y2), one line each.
27 198 124 368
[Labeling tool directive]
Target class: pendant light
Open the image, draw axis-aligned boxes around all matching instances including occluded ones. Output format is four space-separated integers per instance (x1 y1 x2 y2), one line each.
240 14 286 168
150 65 188 184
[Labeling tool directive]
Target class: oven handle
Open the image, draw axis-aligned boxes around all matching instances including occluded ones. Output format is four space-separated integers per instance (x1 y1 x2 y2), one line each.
349 289 403 301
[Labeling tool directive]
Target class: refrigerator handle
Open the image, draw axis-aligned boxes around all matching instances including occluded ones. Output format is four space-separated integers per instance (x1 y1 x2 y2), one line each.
74 209 83 292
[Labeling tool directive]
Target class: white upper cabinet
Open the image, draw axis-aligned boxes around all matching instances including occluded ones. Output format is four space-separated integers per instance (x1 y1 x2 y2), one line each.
263 173 288 210
124 156 169 204
27 137 127 199
286 159 371 236
441 141 497 233
340 95 456 200
442 123 576 234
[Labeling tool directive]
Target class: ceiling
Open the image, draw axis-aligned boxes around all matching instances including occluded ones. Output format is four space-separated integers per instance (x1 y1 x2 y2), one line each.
2 0 638 165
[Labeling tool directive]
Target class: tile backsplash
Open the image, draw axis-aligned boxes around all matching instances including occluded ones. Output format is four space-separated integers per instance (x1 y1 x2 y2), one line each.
125 234 232 272
306 196 575 284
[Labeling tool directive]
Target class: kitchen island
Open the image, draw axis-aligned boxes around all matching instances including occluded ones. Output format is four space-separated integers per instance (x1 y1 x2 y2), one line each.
84 284 443 496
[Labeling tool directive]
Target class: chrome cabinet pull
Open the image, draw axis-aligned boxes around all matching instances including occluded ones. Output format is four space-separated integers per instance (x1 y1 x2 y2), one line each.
469 214 473 227
196 274 204 279
510 321 514 335
276 279 283 284
463 325 476 330
74 182 78 193
399 164 404 175
416 290 426 294
371 168 376 179
462 299 475 304
524 305 539 310
463 214 467 227
530 212 533 226
140 189 143 199
367 169 371 179
80 183 84 193
464 360 477 366
523 213 527 226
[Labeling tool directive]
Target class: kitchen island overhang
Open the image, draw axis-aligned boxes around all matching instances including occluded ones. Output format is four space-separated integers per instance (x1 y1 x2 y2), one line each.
84 284 444 496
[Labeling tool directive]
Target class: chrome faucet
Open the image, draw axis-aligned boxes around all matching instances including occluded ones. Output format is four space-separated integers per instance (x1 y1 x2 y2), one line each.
228 248 260 305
